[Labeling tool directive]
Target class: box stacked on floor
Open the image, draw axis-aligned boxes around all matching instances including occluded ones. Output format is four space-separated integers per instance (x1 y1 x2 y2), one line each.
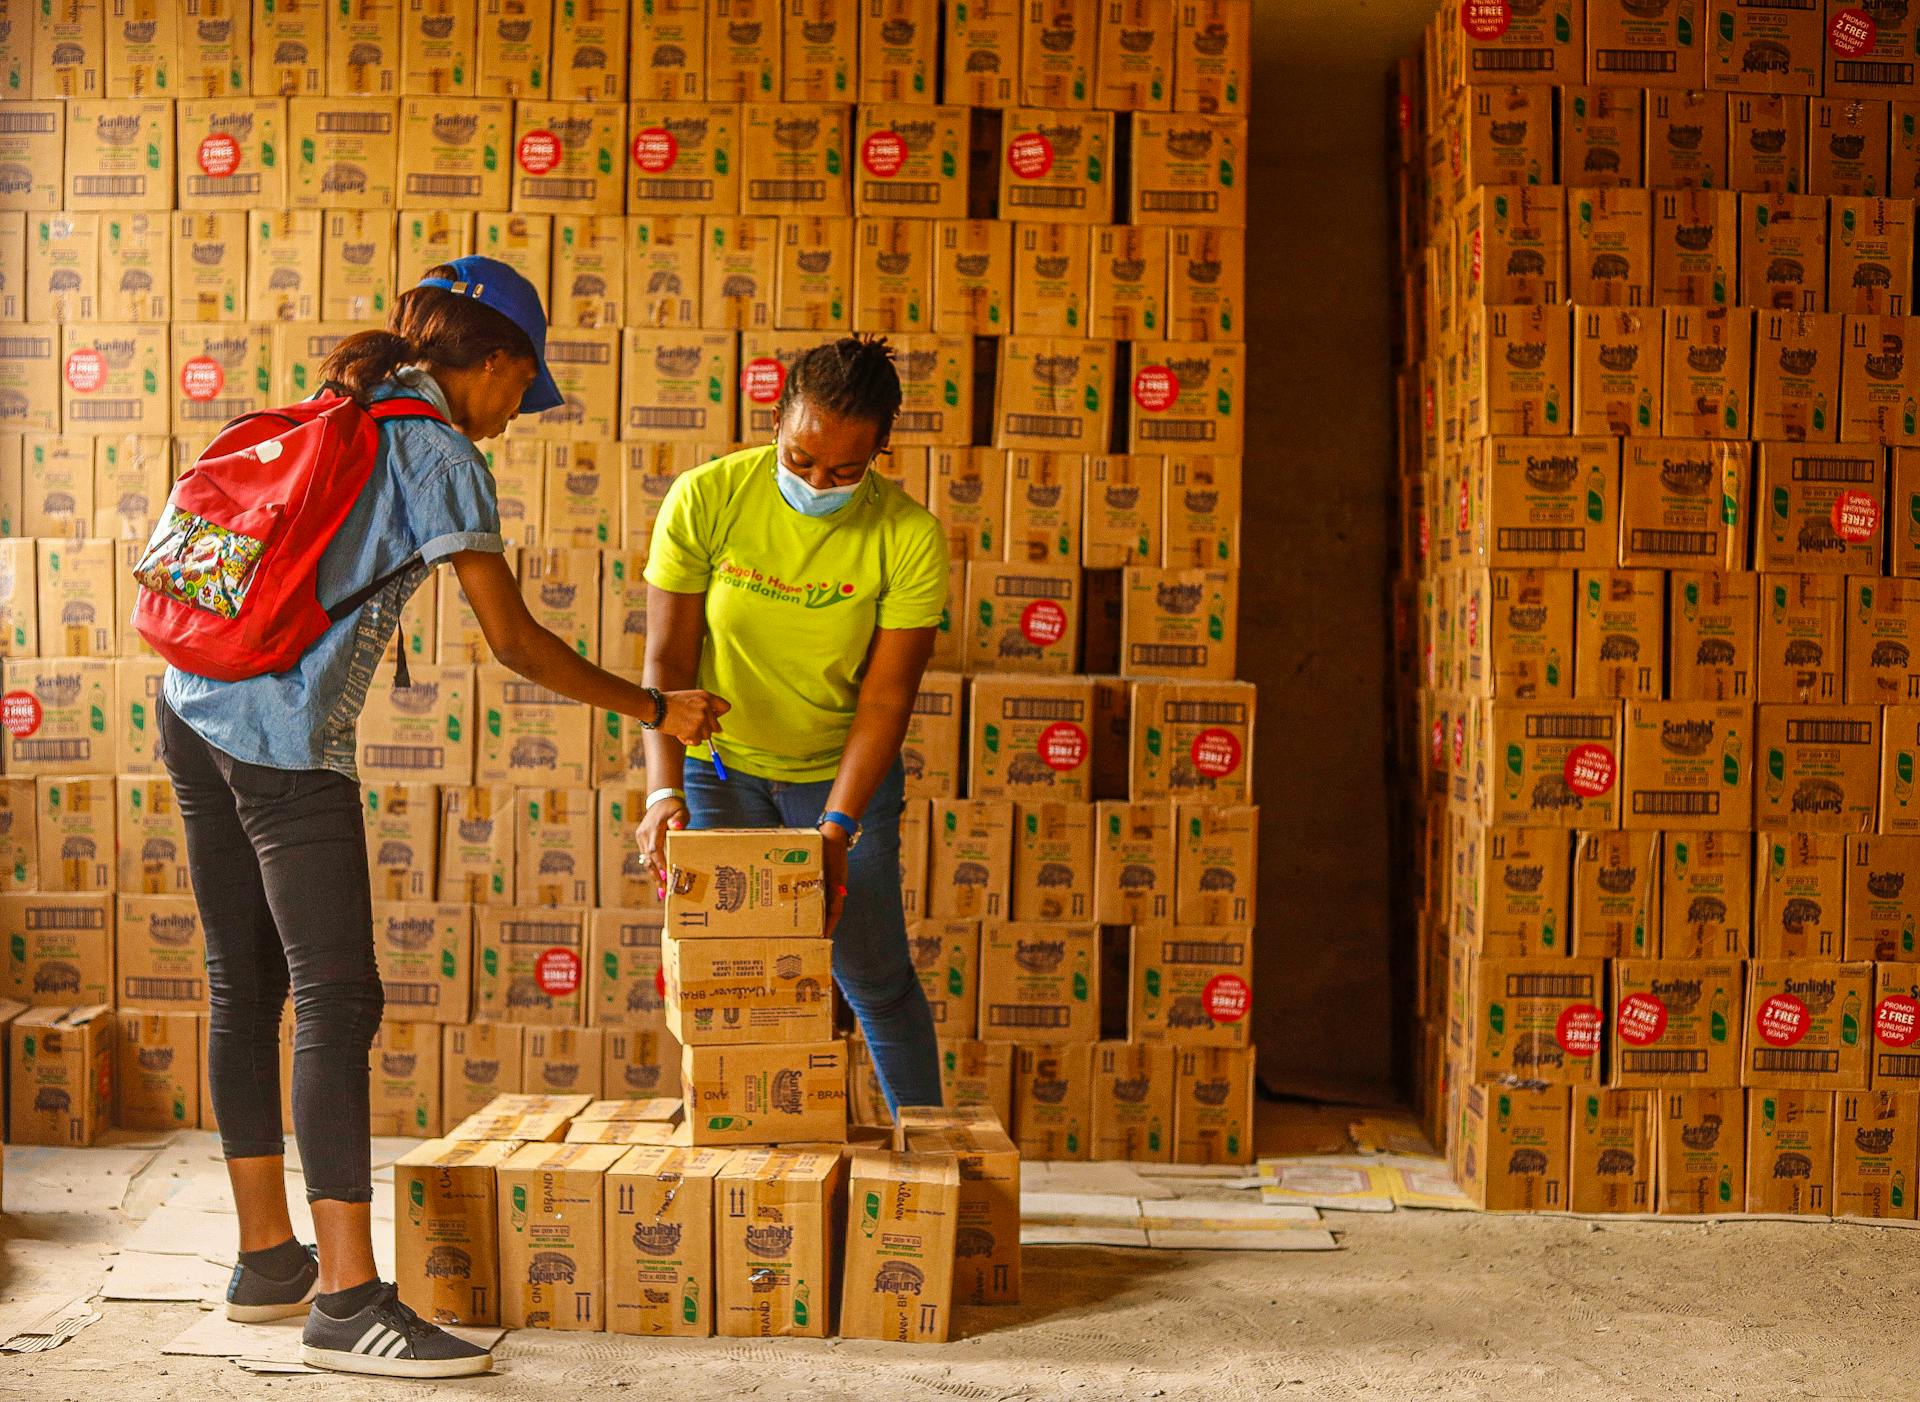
1391 0 1920 1218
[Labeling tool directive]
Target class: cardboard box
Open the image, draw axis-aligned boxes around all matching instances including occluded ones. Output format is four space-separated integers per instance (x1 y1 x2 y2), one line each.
1742 193 1826 316
899 796 932 918
1568 188 1652 308
1571 829 1661 958
927 799 1013 921
34 776 112 893
362 782 438 903
441 1024 526 1123
475 666 593 787
10 1005 113 1146
1087 1040 1173 1162
473 906 587 1026
438 785 515 905
853 104 967 221
245 208 320 321
114 893 202 1010
1120 566 1237 680
979 921 1097 1044
1754 830 1846 958
1755 703 1880 831
901 670 963 798
884 331 974 446
32 539 114 659
1655 1088 1746 1214
1746 1087 1834 1213
445 1090 589 1143
1661 307 1752 441
474 210 553 306
1169 1044 1252 1165
369 1019 444 1136
1567 1088 1660 1216
496 1141 624 1330
0 103 64 212
1011 1040 1089 1159
621 215 705 330
1128 923 1250 1048
661 932 833 1045
326 0 400 96
1463 955 1605 1085
1872 961 1920 1086
1472 435 1618 570
372 903 472 1024
905 919 977 1036
28 211 99 324
738 101 848 217
1832 1088 1919 1217
547 214 625 329
1621 699 1753 831
838 1148 958 1344
1467 567 1572 701
619 328 737 442
1881 704 1920 831
1476 697 1621 830
601 1144 728 1336
765 214 849 331
115 1009 198 1134
1466 304 1569 441
1010 801 1093 925
1611 960 1743 1090
0 324 60 434
393 1138 514 1328
1744 959 1872 1088
1618 439 1747 572
1852 835 1920 959
682 1041 846 1146
704 0 780 101
712 1145 843 1339
780 0 854 102
1093 800 1172 927
59 323 168 439
1129 340 1242 455
661 828 824 938
0 779 35 893
1848 574 1920 704
1572 305 1663 436
1009 221 1087 338
63 101 170 213
93 432 169 539
523 1025 606 1099
397 0 476 96
170 210 246 322
1456 823 1571 957
899 1120 1019 1301
606 1025 680 1100
968 675 1093 800
1810 95 1890 195
115 777 187 895
929 446 1006 562
1757 571 1844 704
1456 1082 1568 1213
1709 0 1822 92
586 907 667 1030
354 664 474 785
1082 453 1161 568
0 658 116 776
0 540 34 664
1585 0 1704 87
935 1040 1014 1128
98 211 170 323
393 204 476 284
476 0 553 97
549 0 626 100
1756 443 1883 573
1891 447 1920 577
1662 830 1753 959
631 1 707 98
944 0 1019 104
626 102 740 216
998 108 1112 224
287 96 398 208
171 320 272 430
1831 198 1913 316
1127 678 1253 804
396 98 509 209
175 97 283 210
964 561 1080 674
515 784 596 910
1840 312 1920 444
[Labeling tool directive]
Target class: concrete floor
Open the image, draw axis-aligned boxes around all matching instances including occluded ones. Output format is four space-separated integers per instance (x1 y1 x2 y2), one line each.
6 1145 1920 1400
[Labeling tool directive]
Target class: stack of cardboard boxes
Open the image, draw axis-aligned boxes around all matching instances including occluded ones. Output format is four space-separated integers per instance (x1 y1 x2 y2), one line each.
0 0 1257 1198
1393 0 1920 1217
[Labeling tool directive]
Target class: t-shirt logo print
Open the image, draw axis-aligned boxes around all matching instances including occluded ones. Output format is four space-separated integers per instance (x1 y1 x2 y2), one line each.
804 582 858 609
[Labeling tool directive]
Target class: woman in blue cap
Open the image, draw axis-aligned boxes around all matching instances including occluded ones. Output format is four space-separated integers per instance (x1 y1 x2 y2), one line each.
157 257 727 1379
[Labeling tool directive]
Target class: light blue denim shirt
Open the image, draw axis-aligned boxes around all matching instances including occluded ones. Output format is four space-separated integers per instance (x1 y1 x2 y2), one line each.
163 369 506 779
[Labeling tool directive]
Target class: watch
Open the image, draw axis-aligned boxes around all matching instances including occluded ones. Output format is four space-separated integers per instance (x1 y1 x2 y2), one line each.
818 810 862 848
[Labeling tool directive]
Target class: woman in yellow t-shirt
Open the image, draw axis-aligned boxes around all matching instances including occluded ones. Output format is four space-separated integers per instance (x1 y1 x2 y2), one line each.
638 337 952 1112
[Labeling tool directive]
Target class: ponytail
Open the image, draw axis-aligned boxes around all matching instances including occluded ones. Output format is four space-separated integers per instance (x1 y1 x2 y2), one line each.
319 263 537 404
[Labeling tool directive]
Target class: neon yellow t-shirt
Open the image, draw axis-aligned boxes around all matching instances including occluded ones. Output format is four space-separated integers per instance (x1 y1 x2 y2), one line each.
642 444 951 781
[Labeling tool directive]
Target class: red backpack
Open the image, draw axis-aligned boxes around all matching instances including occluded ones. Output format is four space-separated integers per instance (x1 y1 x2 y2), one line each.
132 392 446 683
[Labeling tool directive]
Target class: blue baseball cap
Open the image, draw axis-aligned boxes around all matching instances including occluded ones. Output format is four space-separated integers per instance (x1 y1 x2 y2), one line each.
416 255 564 416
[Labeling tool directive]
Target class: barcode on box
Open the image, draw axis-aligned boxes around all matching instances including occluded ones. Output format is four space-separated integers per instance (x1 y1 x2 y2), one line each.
500 920 580 945
1165 939 1245 963
748 179 826 203
29 906 105 930
635 178 715 201
1875 1054 1920 1078
1594 50 1676 74
70 402 145 422
1620 1049 1707 1073
1009 187 1086 209
1792 455 1876 483
385 984 440 1006
1632 791 1719 816
15 739 92 763
187 175 263 196
1835 60 1913 85
125 976 202 1002
1525 713 1613 740
1004 412 1084 438
320 110 393 134
1629 528 1716 556
894 411 945 433
1470 49 1553 73
628 407 707 431
1503 972 1595 998
1785 719 1873 744
363 744 446 770
1496 527 1585 552
178 397 257 422
862 181 941 204
1139 421 1217 442
1130 643 1208 668
73 176 150 198
1141 191 1220 214
1752 1048 1840 1073
405 175 482 198
987 1004 1070 1029
520 177 602 201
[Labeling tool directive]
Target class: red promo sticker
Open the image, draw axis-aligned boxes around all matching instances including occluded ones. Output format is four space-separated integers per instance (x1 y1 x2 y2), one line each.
1465 591 1480 648
1395 94 1412 133
1832 490 1880 542
180 356 224 402
1429 717 1445 771
1192 727 1242 778
1615 992 1669 1047
1019 598 1067 648
654 965 667 1001
741 356 787 404
1830 6 1877 55
1458 0 1511 41
1757 993 1810 1047
1203 974 1251 1024
1451 713 1465 769
1037 721 1088 772
1417 512 1431 561
518 128 562 175
1007 131 1054 180
535 947 581 997
1877 994 1920 1048
0 691 40 739
861 130 906 177
1469 225 1483 285
1564 743 1616 797
1132 364 1179 413
631 126 678 172
1555 1003 1604 1058
63 348 105 393
197 132 240 178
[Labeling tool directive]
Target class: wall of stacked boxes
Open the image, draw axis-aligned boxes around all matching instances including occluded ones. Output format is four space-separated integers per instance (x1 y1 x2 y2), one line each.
0 0 1253 1338
1392 0 1920 1217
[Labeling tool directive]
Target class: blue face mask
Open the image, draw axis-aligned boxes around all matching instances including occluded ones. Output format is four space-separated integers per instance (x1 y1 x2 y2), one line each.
776 464 863 517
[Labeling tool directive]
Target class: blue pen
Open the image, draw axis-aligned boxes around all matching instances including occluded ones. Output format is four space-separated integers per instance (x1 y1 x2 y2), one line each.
708 739 730 783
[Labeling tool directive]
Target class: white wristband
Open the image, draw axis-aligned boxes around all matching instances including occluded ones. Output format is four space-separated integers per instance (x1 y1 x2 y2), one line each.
646 787 686 810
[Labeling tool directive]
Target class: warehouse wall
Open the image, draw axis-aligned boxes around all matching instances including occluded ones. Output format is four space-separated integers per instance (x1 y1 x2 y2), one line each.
1245 0 1430 1099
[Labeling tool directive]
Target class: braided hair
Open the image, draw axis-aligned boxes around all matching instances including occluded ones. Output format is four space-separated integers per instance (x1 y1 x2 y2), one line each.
775 335 903 439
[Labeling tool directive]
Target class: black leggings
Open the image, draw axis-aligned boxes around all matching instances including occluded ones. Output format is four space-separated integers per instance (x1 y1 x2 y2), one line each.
158 697 383 1204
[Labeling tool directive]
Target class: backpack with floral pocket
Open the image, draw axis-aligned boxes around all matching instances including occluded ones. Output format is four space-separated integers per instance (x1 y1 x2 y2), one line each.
131 391 445 682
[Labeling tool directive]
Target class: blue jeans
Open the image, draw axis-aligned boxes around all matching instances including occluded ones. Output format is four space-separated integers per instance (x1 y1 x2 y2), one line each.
683 755 942 1115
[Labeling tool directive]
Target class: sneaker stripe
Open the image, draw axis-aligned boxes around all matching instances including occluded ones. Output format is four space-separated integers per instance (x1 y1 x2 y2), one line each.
352 1322 391 1355
378 1332 410 1359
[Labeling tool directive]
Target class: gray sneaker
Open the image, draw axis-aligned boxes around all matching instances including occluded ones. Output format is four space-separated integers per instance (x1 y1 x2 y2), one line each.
225 1244 320 1323
299 1282 494 1379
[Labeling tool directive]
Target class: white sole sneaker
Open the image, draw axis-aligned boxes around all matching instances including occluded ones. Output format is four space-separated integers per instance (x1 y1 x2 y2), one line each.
225 1277 320 1323
299 1343 494 1378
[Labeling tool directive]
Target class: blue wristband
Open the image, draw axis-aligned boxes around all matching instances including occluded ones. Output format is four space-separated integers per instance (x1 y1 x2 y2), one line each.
819 810 862 847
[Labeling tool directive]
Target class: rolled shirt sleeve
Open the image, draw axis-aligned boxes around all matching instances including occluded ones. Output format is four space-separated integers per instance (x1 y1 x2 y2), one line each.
876 510 952 631
392 425 507 564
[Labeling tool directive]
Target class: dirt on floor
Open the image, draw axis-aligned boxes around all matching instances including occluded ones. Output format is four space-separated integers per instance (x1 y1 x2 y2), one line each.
6 1204 1918 1401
